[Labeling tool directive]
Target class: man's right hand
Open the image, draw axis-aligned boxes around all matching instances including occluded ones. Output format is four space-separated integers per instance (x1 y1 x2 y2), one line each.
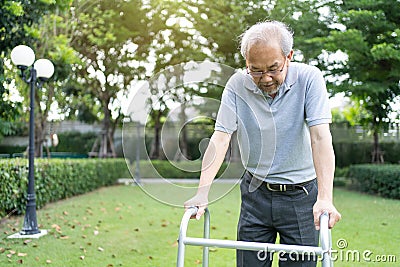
184 193 209 220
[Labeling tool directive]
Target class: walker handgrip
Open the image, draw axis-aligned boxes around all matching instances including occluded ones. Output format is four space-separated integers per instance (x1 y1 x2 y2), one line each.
177 206 206 267
319 211 330 229
319 211 333 266
187 206 199 217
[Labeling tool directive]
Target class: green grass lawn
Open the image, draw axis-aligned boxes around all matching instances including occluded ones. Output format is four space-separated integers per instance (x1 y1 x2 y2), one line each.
1 183 399 266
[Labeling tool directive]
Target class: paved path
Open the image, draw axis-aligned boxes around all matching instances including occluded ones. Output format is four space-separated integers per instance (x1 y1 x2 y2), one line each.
117 178 240 184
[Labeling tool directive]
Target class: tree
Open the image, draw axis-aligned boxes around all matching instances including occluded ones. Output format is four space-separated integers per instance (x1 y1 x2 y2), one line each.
318 0 400 163
2 0 78 155
0 57 22 143
0 0 50 141
141 0 337 159
139 0 212 159
69 0 149 157
31 5 81 157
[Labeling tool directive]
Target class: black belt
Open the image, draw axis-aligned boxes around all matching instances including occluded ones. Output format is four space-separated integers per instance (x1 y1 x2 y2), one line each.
246 171 315 194
264 180 313 193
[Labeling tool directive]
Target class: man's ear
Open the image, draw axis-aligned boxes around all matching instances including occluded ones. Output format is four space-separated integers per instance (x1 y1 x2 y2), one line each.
287 50 294 61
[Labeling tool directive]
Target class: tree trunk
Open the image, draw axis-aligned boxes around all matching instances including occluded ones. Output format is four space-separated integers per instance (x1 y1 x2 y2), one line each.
110 111 122 141
98 104 116 158
371 129 384 164
103 105 110 157
36 119 46 158
33 104 48 158
175 102 190 161
32 80 56 158
150 110 163 159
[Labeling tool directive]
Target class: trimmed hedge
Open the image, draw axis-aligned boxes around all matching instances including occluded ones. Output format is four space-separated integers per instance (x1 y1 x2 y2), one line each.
333 141 400 167
135 160 350 184
0 158 129 218
348 164 400 199
333 167 349 187
136 160 244 178
0 131 97 156
50 131 97 154
0 145 26 155
3 132 400 168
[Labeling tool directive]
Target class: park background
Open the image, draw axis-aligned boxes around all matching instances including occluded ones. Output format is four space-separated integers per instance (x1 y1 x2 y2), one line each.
1 0 400 266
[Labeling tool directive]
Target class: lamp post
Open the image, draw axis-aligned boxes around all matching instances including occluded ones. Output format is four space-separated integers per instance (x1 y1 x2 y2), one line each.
10 45 54 236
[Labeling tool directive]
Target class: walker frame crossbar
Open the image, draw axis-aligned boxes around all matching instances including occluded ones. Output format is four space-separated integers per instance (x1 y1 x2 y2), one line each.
177 207 333 267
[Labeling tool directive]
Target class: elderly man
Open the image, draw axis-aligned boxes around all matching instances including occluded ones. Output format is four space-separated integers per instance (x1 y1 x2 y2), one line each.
185 20 341 266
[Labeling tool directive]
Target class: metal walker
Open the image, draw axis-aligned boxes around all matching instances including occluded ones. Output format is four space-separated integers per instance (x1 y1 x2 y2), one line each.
177 207 333 266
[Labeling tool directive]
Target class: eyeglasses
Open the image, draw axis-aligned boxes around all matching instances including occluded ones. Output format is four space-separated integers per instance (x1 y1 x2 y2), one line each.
247 58 287 78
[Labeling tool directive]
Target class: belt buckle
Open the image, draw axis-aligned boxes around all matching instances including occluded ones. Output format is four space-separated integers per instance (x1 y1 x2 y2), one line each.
266 183 286 192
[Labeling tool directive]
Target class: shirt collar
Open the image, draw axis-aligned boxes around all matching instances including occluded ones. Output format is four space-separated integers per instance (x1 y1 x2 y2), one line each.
283 64 298 92
242 64 298 95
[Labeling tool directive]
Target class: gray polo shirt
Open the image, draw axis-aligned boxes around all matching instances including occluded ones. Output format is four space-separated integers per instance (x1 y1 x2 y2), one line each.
215 62 332 184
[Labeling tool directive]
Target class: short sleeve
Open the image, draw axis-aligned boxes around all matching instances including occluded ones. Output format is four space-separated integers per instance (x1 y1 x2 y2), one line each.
214 79 238 134
304 68 332 127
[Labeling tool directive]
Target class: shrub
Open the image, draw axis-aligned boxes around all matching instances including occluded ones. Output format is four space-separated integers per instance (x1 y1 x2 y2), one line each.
0 131 98 156
333 141 400 167
50 131 98 154
348 164 400 199
135 161 351 182
0 158 129 218
134 160 245 179
0 145 26 155
334 167 349 187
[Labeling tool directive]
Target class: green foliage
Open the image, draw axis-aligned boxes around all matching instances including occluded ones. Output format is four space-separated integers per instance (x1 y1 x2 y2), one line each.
0 158 129 218
2 0 79 157
331 108 347 124
333 167 349 187
333 142 371 167
319 1 400 159
0 131 97 156
341 101 370 127
64 0 148 152
0 145 26 155
136 160 244 179
0 76 22 140
349 164 400 199
335 167 349 178
0 0 51 52
138 160 351 183
0 159 28 217
333 141 400 167
49 131 97 154
3 1 24 16
0 0 70 132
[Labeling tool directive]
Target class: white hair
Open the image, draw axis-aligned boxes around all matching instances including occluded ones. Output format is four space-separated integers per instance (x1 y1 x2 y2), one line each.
240 21 294 59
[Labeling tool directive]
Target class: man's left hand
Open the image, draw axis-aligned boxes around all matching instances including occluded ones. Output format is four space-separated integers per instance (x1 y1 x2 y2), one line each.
313 200 341 230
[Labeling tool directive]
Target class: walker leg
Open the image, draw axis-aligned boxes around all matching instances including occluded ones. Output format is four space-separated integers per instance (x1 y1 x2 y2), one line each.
202 208 210 267
177 207 198 267
177 235 185 267
329 229 333 267
320 213 333 267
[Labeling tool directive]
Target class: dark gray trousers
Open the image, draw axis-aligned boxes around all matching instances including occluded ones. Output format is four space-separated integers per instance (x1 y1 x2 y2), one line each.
237 172 318 267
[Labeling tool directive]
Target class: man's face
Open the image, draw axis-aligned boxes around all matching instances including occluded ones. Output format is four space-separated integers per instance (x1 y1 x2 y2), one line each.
246 42 292 95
